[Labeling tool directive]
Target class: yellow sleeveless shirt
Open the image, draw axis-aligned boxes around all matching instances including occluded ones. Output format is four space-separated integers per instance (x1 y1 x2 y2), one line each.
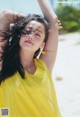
0 59 61 117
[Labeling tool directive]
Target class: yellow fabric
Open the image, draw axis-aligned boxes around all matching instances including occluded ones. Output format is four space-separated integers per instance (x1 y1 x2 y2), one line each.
0 59 61 117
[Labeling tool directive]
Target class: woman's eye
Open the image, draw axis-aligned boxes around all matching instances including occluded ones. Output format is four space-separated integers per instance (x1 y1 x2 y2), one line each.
26 30 31 34
22 30 27 34
21 29 31 35
35 33 40 37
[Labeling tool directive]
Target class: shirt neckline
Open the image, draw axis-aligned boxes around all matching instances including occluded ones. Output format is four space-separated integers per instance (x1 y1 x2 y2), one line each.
24 59 38 77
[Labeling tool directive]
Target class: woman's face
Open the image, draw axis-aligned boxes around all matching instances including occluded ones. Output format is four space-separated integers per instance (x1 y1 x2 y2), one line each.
19 20 45 53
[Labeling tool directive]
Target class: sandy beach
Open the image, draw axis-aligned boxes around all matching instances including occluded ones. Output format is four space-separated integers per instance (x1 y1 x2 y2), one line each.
52 33 80 117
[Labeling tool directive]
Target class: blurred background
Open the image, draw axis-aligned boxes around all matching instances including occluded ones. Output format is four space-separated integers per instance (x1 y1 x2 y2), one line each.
0 0 80 117
51 1 80 117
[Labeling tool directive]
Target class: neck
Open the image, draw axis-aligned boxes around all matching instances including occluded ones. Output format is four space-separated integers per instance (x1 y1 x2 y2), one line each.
19 49 35 69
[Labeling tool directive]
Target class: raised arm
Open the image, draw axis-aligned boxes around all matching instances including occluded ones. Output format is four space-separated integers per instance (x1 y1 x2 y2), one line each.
37 0 59 73
0 10 25 70
0 10 25 38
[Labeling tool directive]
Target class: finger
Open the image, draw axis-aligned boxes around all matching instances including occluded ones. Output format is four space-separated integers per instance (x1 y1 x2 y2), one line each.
57 19 61 23
58 22 61 25
58 26 63 29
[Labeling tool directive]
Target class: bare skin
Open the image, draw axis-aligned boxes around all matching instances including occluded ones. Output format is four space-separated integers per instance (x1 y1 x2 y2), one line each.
19 0 62 74
19 21 45 74
0 10 25 70
0 1 62 73
37 0 59 73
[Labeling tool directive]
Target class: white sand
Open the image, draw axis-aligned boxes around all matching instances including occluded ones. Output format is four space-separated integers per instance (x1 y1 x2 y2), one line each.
52 33 80 117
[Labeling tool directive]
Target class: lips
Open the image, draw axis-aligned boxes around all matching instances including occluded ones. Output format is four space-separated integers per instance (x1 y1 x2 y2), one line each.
25 40 33 45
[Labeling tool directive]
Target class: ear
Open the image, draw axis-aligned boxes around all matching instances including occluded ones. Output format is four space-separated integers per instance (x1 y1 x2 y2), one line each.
40 42 45 50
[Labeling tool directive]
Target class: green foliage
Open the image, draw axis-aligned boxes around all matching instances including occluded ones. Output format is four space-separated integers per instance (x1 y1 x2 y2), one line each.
55 6 80 32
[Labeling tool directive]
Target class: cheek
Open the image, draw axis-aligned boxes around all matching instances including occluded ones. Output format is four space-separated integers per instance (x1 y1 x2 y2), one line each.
34 41 43 50
41 32 45 41
19 37 25 47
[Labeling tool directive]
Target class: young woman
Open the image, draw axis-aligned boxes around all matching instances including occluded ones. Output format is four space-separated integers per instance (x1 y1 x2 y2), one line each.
0 0 62 117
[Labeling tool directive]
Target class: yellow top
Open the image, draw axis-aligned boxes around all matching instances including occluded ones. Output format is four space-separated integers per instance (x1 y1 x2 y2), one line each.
0 59 61 117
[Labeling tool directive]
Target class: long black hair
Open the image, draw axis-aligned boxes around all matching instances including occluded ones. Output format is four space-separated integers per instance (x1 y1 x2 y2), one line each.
0 14 49 83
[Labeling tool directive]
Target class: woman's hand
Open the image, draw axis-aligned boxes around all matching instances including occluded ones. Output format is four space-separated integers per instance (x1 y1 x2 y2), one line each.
0 10 26 41
58 19 62 29
0 10 25 23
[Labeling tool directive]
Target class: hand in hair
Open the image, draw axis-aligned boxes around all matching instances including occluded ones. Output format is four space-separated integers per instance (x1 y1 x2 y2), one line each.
0 10 25 31
0 10 26 71
58 19 62 29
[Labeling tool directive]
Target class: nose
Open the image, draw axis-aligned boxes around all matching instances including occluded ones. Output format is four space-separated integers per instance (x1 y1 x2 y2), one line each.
28 32 34 40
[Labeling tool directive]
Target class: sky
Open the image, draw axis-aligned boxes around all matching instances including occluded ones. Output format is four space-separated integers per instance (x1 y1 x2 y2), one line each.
0 0 79 14
0 0 43 15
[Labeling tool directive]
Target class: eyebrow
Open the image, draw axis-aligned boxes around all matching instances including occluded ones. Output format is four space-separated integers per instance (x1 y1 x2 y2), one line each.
36 29 42 33
26 26 42 34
